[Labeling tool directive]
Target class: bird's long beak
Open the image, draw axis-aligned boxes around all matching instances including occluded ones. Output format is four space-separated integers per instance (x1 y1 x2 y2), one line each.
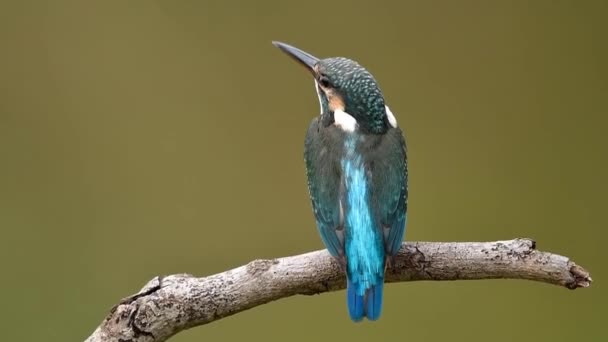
272 41 319 72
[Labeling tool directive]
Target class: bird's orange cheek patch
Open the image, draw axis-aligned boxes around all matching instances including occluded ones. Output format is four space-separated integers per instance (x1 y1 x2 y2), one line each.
328 90 345 112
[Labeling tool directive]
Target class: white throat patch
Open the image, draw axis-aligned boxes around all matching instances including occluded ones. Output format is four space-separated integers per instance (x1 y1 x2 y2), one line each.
334 109 357 132
385 105 398 128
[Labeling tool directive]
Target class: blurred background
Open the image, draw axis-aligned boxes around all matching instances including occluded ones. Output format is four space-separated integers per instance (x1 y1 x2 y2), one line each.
1 1 606 341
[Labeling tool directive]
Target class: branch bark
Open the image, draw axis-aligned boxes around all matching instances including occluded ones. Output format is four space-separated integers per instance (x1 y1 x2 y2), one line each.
85 238 591 342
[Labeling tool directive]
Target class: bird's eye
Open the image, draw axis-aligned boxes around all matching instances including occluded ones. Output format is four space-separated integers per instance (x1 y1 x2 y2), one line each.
318 75 331 88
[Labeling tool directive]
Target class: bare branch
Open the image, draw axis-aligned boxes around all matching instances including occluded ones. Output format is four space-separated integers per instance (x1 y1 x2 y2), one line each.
85 238 591 342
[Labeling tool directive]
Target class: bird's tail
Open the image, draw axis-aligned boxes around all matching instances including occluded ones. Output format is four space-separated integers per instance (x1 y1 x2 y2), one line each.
347 277 384 322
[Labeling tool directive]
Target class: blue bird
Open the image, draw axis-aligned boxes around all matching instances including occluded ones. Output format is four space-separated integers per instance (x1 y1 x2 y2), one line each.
273 41 408 322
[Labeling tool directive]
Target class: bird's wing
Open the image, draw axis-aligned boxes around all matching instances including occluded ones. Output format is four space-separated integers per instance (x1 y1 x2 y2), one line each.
370 127 408 256
304 119 345 258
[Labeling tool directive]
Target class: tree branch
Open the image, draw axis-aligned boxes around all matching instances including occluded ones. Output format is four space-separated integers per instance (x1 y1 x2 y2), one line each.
85 238 591 342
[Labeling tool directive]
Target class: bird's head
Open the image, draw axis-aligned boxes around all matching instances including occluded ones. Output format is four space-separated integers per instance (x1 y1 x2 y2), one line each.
273 41 395 134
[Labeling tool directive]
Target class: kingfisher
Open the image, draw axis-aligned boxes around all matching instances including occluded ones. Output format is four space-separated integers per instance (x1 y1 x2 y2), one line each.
273 41 408 322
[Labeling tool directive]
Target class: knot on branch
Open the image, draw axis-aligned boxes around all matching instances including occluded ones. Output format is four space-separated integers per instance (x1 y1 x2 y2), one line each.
246 258 279 276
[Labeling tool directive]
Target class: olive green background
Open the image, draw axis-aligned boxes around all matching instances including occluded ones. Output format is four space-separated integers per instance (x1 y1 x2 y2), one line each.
1 1 605 341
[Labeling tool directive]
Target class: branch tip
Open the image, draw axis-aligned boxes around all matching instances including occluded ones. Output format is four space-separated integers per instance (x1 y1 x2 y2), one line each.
568 264 592 289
